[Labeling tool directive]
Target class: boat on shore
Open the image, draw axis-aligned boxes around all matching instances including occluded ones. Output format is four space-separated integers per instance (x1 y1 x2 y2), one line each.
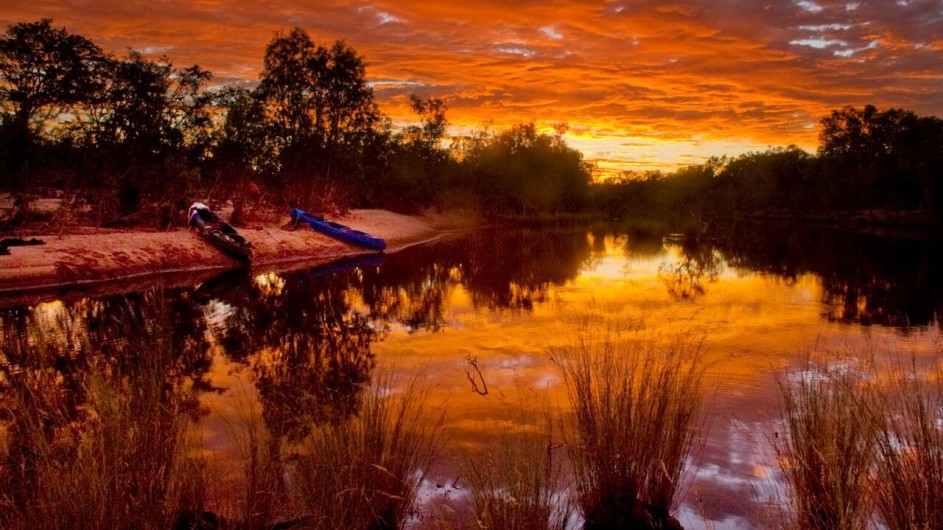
188 202 253 263
290 207 387 251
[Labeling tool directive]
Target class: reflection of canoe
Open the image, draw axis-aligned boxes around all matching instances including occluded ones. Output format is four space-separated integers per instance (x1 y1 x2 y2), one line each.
290 207 386 251
188 202 253 263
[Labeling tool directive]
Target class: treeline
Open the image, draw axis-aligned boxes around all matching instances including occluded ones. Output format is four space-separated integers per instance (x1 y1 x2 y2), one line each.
596 105 943 230
0 19 592 225
4 19 941 230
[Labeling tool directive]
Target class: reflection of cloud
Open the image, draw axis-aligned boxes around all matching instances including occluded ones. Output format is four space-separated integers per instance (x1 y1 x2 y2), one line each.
5 0 942 172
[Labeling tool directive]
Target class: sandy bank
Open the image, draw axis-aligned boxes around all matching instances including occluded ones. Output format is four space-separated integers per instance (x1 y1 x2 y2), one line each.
0 209 476 307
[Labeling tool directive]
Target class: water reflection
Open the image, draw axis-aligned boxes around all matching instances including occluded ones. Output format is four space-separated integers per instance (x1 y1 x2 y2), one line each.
0 292 209 528
357 227 594 326
1 223 941 529
717 224 943 328
200 267 380 440
659 237 724 299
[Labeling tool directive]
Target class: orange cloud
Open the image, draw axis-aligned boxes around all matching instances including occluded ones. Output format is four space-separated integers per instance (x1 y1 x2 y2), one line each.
2 0 941 174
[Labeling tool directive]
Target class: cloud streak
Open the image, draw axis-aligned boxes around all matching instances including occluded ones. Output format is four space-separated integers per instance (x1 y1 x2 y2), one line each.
3 0 941 175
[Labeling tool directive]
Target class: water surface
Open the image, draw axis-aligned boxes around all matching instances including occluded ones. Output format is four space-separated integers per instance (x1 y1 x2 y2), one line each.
2 223 941 528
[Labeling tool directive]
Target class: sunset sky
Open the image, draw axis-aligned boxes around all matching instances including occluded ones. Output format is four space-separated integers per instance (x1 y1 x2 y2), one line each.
3 1 942 176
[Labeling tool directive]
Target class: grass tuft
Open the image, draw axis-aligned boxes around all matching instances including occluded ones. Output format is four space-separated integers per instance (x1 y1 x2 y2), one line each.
873 358 943 530
552 324 705 529
463 400 572 530
0 299 203 530
773 357 878 530
289 369 445 529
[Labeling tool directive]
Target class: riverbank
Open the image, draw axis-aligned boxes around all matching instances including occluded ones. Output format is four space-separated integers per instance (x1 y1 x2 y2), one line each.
0 208 477 307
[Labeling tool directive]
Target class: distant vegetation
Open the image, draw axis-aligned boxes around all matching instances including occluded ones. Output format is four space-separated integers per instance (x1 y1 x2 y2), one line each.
1 19 941 229
598 104 943 232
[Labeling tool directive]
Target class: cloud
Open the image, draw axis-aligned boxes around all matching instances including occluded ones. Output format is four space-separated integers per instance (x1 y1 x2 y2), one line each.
3 0 941 173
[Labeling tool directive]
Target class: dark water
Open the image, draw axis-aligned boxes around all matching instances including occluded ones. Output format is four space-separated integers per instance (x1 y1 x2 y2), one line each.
1 223 941 528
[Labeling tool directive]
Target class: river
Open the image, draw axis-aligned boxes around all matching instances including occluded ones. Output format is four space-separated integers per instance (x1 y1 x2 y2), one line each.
2 222 941 529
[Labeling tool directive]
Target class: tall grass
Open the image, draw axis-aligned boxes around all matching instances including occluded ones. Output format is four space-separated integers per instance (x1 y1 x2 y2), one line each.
773 358 879 530
229 391 291 529
873 359 943 530
552 326 705 529
290 370 445 529
463 402 572 530
0 303 203 530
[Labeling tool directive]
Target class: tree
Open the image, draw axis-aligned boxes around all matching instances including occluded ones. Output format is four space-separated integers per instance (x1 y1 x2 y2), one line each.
256 28 381 204
819 105 925 209
0 19 106 189
69 51 214 216
460 122 592 215
403 95 448 149
0 19 104 130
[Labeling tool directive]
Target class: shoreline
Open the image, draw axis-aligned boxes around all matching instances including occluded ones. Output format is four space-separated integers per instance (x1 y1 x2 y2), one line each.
0 209 477 308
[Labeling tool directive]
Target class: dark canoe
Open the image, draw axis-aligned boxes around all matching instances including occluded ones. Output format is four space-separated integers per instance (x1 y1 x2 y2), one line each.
188 205 253 263
200 226 253 263
290 208 387 251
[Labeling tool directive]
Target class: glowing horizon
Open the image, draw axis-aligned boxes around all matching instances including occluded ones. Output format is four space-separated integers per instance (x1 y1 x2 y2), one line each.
3 0 942 177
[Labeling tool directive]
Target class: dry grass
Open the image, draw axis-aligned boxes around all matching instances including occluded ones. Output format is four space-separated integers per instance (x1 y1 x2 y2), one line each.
0 303 203 530
552 325 705 529
873 358 943 530
228 391 291 529
289 369 445 529
773 358 879 530
463 402 572 530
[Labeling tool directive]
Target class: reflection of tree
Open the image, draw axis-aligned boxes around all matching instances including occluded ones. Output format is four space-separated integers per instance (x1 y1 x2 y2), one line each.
659 238 723 299
357 227 593 329
205 269 379 440
0 290 211 419
458 227 591 310
201 228 589 437
717 223 943 328
358 252 455 333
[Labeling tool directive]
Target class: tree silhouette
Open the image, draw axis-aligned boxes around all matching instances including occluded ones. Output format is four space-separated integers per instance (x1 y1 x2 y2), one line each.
0 19 105 189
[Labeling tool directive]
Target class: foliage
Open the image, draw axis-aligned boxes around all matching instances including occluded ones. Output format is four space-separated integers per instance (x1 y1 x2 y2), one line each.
460 122 593 216
873 359 943 530
0 293 208 530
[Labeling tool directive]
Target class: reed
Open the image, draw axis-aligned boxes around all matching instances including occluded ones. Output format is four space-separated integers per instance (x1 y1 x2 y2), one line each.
230 393 291 529
463 402 572 530
289 369 445 529
552 326 705 529
873 358 943 530
773 358 879 530
0 303 202 530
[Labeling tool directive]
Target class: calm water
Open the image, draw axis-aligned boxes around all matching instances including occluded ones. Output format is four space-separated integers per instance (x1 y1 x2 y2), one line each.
2 223 942 528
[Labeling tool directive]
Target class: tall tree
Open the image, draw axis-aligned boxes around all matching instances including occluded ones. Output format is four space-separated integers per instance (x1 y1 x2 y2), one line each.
256 28 380 201
0 19 105 188
0 19 104 130
819 105 926 209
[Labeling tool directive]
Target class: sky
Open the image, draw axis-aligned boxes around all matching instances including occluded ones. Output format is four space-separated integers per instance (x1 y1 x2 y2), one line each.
2 0 942 177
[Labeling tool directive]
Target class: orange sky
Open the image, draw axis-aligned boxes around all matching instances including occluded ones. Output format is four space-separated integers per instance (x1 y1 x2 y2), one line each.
3 0 942 176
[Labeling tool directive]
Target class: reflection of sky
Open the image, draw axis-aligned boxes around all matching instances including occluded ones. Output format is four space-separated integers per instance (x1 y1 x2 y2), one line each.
186 233 942 527
366 235 940 527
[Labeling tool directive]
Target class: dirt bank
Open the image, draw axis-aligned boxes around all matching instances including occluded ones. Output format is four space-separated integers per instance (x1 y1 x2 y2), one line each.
0 209 476 307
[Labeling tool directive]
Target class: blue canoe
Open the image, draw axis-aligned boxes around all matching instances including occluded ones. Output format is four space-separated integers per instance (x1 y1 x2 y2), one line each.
290 208 387 251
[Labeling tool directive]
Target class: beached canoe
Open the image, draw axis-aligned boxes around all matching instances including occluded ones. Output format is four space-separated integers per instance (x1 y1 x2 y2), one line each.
188 202 253 263
290 207 387 251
